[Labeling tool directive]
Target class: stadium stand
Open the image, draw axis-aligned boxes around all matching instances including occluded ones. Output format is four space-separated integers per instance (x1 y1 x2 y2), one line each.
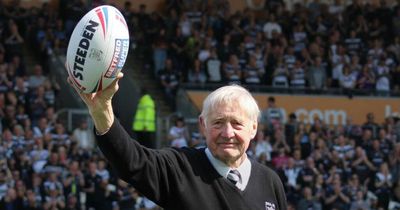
0 0 399 210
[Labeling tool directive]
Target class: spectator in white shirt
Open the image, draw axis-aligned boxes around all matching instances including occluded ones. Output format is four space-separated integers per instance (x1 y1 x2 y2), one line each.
72 119 95 151
168 116 190 148
263 14 282 40
339 65 357 90
290 59 306 88
254 130 273 164
375 57 391 93
206 48 222 83
28 64 47 90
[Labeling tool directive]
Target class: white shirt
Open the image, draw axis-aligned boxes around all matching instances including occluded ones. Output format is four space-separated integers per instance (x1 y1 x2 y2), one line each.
72 128 94 150
96 169 110 180
255 141 273 161
0 183 8 200
198 50 211 62
375 65 390 91
205 148 251 191
284 167 300 188
332 63 344 80
263 22 282 39
207 58 222 82
179 19 192 37
169 126 188 148
340 74 356 89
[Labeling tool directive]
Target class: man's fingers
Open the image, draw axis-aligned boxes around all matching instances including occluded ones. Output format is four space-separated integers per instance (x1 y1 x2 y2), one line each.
116 72 124 79
97 72 124 99
66 76 71 85
110 72 123 89
67 76 83 94
67 76 94 104
66 71 124 103
102 72 124 95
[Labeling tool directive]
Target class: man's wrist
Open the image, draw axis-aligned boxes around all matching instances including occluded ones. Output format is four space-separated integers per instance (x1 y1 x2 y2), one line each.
90 104 114 135
95 128 110 136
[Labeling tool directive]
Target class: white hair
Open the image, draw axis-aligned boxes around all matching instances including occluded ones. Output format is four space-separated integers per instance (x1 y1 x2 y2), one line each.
200 85 260 125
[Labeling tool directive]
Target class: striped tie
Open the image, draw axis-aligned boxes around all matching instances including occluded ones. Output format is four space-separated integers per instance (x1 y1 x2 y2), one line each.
227 169 241 186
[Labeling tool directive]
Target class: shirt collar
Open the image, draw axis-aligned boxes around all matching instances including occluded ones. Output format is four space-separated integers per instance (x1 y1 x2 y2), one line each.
205 148 251 190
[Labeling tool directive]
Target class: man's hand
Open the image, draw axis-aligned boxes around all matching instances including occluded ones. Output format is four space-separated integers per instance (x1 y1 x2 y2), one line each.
67 72 124 134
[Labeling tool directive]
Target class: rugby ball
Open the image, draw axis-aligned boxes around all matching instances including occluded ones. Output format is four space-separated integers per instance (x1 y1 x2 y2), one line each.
66 5 129 93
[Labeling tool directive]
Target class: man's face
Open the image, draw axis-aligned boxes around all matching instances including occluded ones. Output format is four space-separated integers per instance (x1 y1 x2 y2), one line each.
200 102 257 167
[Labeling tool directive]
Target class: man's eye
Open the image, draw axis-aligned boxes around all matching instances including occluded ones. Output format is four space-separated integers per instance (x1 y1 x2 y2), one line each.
213 121 223 125
212 120 226 127
232 121 243 126
231 120 242 125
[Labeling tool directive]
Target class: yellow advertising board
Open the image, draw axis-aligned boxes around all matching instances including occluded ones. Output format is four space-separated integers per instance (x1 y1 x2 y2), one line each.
187 90 400 125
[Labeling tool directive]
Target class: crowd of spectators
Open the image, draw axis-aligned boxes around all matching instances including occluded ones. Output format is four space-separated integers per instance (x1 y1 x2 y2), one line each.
255 96 400 210
149 1 400 209
0 1 161 210
0 0 400 210
131 0 400 106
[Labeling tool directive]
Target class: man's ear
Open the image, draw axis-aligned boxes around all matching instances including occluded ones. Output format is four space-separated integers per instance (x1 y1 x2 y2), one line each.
250 121 258 139
199 116 206 135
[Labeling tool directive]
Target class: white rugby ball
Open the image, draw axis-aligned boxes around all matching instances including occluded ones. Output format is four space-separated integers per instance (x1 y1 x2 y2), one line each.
66 5 129 93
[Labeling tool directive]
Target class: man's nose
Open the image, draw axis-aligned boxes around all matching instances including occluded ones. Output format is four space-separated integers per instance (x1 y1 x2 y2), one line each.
221 123 234 138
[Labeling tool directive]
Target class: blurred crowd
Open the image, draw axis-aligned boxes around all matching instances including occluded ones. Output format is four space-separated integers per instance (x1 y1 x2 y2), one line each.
0 0 399 210
131 0 400 109
0 0 161 210
155 1 400 209
253 97 400 210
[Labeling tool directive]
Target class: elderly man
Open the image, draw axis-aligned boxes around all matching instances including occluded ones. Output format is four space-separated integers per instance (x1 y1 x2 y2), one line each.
68 72 287 210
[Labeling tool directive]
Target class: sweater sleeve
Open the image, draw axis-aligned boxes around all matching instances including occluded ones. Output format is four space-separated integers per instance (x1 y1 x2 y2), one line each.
95 118 185 206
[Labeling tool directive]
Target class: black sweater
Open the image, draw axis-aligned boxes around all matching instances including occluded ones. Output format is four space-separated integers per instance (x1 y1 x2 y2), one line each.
96 119 287 210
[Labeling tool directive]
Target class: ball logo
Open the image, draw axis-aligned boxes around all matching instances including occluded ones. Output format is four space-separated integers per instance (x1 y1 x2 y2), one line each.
105 39 129 78
95 7 109 38
89 48 103 61
73 20 99 81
